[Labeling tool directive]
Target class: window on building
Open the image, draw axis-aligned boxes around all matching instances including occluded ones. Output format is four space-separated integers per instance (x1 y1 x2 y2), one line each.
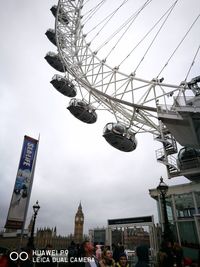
166 196 173 222
195 192 200 213
174 193 195 218
179 221 198 247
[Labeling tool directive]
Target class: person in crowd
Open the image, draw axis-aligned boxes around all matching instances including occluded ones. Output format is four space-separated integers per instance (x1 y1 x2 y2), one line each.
68 241 78 265
80 240 100 267
135 245 149 267
115 253 129 267
99 249 115 267
0 251 9 267
112 243 124 263
19 247 33 267
95 245 102 261
183 257 193 267
35 244 56 267
173 242 183 267
157 240 175 267
198 249 200 267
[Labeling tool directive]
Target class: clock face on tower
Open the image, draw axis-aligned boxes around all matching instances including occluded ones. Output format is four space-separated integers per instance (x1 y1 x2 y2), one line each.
75 216 84 224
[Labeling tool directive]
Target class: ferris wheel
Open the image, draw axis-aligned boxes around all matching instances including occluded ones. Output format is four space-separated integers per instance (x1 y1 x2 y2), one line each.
45 0 200 180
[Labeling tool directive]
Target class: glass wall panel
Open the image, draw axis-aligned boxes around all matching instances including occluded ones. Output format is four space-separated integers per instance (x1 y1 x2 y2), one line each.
195 192 200 213
174 193 195 218
162 197 178 241
166 196 173 222
179 221 198 247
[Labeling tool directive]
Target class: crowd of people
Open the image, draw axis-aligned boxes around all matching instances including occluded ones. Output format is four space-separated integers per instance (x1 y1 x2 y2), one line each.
0 241 148 267
0 240 199 267
157 240 199 267
67 241 130 267
67 241 149 267
67 240 199 267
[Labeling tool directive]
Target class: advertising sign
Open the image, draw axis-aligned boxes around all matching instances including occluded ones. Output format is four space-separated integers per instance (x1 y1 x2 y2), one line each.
5 135 39 229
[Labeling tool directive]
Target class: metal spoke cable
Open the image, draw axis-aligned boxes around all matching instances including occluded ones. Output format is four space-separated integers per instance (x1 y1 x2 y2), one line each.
133 0 179 74
105 0 152 61
89 0 129 46
95 11 135 52
85 0 129 36
184 44 200 82
82 0 106 20
82 0 107 25
157 13 200 78
83 0 91 6
109 100 118 122
119 0 178 68
95 5 152 53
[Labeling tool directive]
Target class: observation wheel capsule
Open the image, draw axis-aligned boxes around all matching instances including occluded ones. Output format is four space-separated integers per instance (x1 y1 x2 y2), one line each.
50 5 69 24
177 147 200 180
51 75 77 97
177 147 200 169
45 29 56 46
67 99 97 124
103 122 137 152
44 52 65 72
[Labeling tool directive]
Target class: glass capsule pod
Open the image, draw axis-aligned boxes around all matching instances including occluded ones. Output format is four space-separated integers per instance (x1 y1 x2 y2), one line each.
45 29 65 48
50 5 69 24
67 99 97 124
50 75 77 97
177 147 200 170
44 52 65 72
45 29 56 46
103 122 137 152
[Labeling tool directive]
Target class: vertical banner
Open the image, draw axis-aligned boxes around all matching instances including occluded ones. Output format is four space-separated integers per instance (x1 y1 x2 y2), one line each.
5 135 39 229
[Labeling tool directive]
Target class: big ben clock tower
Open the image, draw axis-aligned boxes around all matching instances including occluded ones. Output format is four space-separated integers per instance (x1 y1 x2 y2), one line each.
74 202 84 244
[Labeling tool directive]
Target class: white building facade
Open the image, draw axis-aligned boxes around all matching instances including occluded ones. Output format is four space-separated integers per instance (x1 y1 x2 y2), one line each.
149 181 200 261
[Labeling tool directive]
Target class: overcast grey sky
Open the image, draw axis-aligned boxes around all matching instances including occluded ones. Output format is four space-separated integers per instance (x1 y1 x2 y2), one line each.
1 0 198 237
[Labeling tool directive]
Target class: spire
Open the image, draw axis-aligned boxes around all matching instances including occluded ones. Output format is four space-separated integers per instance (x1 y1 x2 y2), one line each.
54 226 57 237
75 201 84 218
78 201 82 210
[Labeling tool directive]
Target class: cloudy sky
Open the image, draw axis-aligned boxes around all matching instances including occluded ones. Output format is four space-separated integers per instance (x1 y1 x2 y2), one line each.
0 0 198 237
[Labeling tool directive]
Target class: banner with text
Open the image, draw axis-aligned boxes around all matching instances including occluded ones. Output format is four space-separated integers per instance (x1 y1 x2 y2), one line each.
5 135 39 229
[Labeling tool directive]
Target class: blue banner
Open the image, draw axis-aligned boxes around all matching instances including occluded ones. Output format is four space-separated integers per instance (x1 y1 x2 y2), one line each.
5 135 39 229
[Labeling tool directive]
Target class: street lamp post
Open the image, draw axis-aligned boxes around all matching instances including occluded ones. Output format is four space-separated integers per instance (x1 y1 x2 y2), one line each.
157 177 173 242
27 200 40 249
